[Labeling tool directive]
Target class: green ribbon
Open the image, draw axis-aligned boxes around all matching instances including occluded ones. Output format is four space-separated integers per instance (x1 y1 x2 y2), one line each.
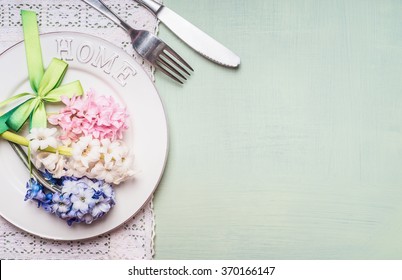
0 10 83 134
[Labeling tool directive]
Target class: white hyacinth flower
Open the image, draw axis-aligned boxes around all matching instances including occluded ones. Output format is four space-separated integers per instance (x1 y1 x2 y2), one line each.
51 157 67 178
33 152 67 178
27 127 58 152
100 139 124 164
115 152 134 172
72 136 101 168
34 152 59 170
112 170 135 185
65 159 88 178
90 161 118 184
113 152 135 184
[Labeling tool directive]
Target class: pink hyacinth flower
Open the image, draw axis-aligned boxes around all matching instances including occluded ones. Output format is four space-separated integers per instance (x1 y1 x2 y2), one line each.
48 89 129 142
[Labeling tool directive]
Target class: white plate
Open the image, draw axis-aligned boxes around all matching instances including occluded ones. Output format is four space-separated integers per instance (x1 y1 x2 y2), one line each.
0 32 168 240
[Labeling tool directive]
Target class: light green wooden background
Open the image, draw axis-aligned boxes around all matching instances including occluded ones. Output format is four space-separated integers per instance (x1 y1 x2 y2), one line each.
153 0 402 259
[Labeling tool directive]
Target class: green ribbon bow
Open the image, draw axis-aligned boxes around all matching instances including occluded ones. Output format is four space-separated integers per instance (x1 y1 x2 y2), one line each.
0 10 83 134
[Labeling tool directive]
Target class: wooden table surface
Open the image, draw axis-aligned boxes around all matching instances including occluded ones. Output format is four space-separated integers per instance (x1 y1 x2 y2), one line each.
153 0 402 259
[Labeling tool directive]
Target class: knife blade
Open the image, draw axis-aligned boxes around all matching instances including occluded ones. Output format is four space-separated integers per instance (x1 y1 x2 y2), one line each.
136 0 240 68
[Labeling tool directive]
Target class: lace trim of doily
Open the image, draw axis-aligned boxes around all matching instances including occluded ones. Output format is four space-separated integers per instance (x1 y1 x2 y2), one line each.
0 0 160 260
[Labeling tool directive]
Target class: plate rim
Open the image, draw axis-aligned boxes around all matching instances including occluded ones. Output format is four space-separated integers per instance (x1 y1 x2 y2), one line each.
0 31 169 241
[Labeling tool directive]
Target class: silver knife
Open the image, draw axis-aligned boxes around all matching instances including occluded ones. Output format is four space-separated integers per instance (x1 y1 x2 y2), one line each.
136 0 240 68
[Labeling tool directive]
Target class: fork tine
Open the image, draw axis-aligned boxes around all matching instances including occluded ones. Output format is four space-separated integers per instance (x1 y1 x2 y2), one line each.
155 63 184 84
157 57 187 81
160 52 191 76
82 0 193 83
162 45 194 73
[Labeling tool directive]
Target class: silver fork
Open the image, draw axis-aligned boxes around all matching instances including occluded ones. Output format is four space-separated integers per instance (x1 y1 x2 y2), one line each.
82 0 193 83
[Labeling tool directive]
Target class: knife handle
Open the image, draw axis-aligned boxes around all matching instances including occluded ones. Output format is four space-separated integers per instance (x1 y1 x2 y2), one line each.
136 0 163 15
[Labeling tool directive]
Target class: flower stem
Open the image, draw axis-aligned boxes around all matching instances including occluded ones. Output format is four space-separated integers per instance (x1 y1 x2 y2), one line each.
0 131 72 156
44 146 72 156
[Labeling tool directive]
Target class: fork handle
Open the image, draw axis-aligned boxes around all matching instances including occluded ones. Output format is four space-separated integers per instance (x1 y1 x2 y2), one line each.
83 0 132 32
136 0 163 15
